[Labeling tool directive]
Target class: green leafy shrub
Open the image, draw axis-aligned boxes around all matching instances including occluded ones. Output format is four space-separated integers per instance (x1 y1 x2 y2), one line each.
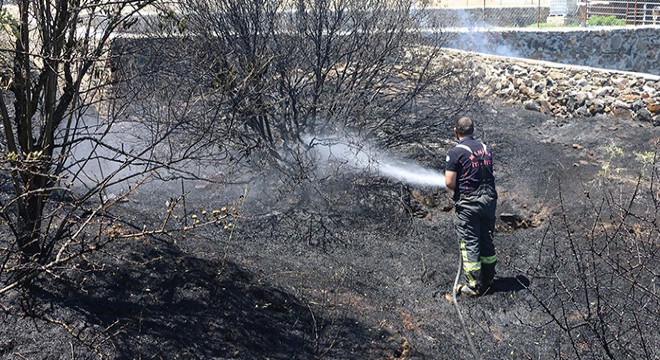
588 15 626 26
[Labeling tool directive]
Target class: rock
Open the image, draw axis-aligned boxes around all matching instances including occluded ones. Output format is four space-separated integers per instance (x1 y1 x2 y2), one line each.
620 94 640 102
648 103 660 113
621 88 634 95
533 83 545 93
547 71 567 80
636 39 648 52
631 99 646 111
545 77 555 88
576 106 589 117
507 65 528 75
611 77 629 90
576 78 589 87
593 77 608 86
596 86 614 97
635 108 653 122
532 72 544 82
499 213 529 229
642 86 656 96
589 101 606 114
611 107 632 118
540 99 553 113
608 33 623 51
584 97 594 107
575 92 588 106
524 100 541 112
520 85 529 95
613 99 630 109
566 95 579 110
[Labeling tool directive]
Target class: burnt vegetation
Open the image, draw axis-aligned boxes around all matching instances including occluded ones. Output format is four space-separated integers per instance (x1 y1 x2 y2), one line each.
1 0 659 359
527 163 659 359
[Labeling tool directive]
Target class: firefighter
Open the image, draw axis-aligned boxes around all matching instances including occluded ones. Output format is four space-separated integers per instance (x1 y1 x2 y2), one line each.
445 116 497 297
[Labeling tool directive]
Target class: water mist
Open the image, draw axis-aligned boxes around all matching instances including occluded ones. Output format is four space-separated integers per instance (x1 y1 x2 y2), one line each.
307 134 446 190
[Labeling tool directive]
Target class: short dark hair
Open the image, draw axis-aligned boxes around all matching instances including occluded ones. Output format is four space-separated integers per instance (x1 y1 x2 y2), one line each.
455 116 474 136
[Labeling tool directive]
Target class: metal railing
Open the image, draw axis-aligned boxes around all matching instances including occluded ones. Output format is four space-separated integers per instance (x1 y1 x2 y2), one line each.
427 0 660 26
578 0 660 25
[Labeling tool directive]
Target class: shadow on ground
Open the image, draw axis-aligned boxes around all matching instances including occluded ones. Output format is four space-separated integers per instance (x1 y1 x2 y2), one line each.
483 275 530 296
25 238 395 359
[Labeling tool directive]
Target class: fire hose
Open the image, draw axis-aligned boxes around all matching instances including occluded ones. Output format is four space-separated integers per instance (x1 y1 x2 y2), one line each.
452 248 482 360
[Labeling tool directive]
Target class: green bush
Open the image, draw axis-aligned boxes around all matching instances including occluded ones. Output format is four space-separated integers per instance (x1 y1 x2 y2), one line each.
588 15 626 26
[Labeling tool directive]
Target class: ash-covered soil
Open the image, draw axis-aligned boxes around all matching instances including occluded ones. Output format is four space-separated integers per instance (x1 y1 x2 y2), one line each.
1 102 658 359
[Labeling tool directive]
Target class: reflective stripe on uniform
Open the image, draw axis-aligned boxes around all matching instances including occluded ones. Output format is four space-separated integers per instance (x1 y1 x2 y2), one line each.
463 260 481 272
466 275 478 288
459 240 482 272
456 144 472 153
456 143 487 154
481 255 497 264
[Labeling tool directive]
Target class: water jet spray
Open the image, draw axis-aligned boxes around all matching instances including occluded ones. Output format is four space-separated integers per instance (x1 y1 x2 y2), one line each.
307 134 446 190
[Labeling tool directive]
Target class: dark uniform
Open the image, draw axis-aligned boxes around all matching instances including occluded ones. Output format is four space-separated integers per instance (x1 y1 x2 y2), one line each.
446 136 498 292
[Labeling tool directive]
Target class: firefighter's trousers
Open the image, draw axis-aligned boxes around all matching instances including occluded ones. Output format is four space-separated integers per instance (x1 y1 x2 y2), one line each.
454 189 497 290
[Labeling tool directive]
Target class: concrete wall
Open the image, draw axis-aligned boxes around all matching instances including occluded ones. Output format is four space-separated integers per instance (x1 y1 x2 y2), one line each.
443 26 660 75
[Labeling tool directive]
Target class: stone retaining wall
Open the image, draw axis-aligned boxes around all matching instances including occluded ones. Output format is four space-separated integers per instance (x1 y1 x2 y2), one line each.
443 27 660 75
440 49 660 125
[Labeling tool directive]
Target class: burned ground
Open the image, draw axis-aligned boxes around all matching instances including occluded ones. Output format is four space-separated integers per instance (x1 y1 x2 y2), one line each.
1 102 658 359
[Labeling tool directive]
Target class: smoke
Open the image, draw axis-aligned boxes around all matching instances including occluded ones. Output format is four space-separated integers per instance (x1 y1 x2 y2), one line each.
449 30 521 58
65 113 142 191
65 112 190 196
305 134 446 189
440 9 522 58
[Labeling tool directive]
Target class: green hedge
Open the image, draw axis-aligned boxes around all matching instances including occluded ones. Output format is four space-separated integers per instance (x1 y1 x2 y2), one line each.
588 15 626 26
